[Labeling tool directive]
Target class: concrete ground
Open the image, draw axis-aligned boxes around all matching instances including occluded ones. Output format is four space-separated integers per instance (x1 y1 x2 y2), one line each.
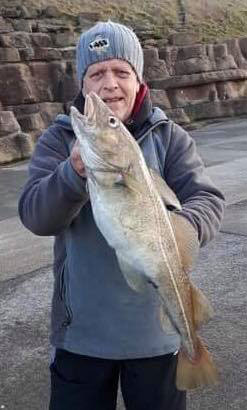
0 117 247 409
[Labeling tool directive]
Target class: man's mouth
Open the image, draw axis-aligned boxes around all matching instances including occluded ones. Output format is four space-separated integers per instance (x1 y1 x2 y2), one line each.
103 97 124 103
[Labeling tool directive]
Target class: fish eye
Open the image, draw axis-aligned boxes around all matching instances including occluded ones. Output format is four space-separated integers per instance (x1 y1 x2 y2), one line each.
108 116 119 128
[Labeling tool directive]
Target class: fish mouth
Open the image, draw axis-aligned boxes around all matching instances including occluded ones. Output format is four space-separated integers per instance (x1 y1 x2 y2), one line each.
84 93 97 123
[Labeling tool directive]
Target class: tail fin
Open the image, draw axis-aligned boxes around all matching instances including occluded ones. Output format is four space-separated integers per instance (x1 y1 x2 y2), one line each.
176 337 219 391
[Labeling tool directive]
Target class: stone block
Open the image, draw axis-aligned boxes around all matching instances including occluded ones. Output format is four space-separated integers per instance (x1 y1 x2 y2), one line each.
168 32 199 46
167 83 218 108
215 55 237 71
175 57 213 75
33 48 62 61
165 108 190 125
0 34 11 47
43 6 61 18
143 48 159 65
177 45 206 61
59 61 79 102
77 12 101 24
144 60 169 81
0 7 21 18
8 32 32 48
0 16 13 33
148 69 247 90
216 82 233 100
12 19 32 32
213 44 227 58
0 111 20 137
150 89 172 109
217 80 247 100
0 132 33 164
30 33 52 48
37 21 70 34
18 132 34 158
18 113 45 132
239 37 247 59
184 100 236 122
0 47 20 62
6 103 40 117
226 38 247 69
0 134 22 163
39 102 64 126
61 47 76 60
19 47 35 60
159 47 178 75
0 63 37 105
18 5 41 19
51 32 77 48
28 61 70 102
144 48 169 80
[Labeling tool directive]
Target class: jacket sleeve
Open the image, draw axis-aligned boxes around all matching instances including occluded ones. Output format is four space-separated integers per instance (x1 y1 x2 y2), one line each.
18 125 89 236
164 122 225 247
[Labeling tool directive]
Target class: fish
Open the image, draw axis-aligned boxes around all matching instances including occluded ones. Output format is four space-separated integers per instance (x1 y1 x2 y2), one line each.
70 91 219 390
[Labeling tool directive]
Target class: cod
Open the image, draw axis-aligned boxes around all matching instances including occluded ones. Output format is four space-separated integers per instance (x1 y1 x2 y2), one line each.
70 91 218 391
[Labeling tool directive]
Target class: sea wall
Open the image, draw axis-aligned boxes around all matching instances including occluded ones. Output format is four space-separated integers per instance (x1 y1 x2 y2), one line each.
1 6 247 163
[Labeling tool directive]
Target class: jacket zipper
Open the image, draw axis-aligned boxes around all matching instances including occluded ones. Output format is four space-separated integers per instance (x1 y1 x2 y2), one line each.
59 263 73 327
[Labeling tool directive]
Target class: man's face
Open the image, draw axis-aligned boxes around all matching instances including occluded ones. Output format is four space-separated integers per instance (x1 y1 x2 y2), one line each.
82 59 140 122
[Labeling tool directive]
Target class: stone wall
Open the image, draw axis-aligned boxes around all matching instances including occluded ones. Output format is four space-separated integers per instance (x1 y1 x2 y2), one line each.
1 6 247 164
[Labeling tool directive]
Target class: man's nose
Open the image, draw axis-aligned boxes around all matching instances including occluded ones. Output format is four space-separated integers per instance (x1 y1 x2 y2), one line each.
103 72 118 90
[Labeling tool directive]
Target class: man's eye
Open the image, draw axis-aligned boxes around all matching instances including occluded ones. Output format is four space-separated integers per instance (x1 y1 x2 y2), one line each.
118 71 129 78
91 72 102 79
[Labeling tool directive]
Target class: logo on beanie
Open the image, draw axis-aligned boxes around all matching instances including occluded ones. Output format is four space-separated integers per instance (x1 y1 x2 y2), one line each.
89 36 110 53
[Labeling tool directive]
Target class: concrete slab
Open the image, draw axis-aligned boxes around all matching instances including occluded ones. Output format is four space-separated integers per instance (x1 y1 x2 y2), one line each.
196 145 247 167
0 166 28 221
188 232 247 410
206 158 247 206
221 199 247 236
0 216 53 282
0 267 52 410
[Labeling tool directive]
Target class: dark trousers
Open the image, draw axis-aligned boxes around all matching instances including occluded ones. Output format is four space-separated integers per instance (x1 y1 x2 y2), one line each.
49 349 186 410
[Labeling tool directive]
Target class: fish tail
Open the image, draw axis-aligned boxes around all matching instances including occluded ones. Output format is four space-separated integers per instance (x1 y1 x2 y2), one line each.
176 336 219 391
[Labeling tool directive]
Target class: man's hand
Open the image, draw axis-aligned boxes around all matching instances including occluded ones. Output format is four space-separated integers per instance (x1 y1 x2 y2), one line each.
70 140 86 177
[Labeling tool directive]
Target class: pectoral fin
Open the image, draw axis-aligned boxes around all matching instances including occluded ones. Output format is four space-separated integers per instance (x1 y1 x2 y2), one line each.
149 168 182 211
169 212 199 273
116 253 147 292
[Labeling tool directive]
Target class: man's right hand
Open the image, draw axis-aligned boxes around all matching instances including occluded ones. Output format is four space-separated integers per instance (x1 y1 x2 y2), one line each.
70 140 86 177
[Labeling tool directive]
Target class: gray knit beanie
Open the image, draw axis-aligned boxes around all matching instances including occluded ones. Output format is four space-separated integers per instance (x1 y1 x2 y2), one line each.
76 21 144 85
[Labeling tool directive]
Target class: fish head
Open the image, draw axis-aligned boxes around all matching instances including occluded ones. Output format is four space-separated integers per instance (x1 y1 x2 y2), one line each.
70 91 135 174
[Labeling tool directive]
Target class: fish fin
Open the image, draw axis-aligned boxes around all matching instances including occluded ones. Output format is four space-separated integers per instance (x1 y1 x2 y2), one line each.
169 212 199 273
191 283 214 329
176 337 219 391
116 254 147 292
149 168 182 211
122 173 144 194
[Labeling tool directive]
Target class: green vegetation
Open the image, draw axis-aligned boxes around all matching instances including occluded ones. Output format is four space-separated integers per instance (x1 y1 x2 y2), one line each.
10 0 247 43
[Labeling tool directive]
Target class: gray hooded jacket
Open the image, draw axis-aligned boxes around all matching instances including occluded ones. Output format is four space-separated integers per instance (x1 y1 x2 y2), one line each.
18 106 225 359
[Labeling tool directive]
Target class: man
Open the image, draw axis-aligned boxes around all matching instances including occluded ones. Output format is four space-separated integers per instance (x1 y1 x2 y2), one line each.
18 21 225 410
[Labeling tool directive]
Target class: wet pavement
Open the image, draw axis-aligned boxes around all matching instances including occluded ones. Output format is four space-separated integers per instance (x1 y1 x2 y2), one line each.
0 116 247 409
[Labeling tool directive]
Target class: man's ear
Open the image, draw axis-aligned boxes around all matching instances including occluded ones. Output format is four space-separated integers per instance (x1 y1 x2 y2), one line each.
136 80 141 95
